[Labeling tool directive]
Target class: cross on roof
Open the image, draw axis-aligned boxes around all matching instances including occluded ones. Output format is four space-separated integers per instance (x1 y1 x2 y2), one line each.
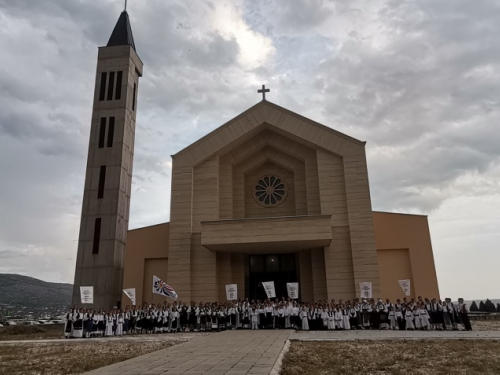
257 85 270 101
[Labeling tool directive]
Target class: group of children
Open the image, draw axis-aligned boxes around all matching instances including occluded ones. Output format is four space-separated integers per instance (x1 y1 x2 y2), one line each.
63 296 472 338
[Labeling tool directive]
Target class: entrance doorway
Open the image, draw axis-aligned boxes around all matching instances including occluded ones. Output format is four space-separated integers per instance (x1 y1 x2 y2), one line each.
247 253 298 300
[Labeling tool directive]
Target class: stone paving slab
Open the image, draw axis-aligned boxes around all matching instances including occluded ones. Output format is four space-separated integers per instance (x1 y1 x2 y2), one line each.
291 329 500 341
85 330 291 375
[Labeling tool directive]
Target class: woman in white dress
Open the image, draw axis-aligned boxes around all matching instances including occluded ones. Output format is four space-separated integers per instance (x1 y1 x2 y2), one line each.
342 306 351 330
327 308 335 330
105 311 114 336
115 310 124 336
404 307 415 330
300 307 309 330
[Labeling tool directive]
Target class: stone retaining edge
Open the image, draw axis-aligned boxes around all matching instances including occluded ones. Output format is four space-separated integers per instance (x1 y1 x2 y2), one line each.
270 339 291 375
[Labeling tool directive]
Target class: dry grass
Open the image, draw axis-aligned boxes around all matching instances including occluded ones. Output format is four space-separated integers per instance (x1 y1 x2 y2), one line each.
281 340 500 375
472 320 500 331
0 325 64 341
0 340 178 375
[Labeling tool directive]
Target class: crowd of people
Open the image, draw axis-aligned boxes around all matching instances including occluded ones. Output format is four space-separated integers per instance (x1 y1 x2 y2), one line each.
63 296 472 338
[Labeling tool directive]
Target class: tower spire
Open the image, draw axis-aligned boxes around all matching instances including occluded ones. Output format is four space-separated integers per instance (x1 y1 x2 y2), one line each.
107 7 136 52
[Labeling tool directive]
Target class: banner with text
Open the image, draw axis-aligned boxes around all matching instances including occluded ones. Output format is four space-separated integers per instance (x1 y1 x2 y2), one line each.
398 279 411 296
225 284 238 301
262 281 276 298
286 283 299 299
152 275 178 300
359 282 373 299
123 288 136 305
80 286 94 304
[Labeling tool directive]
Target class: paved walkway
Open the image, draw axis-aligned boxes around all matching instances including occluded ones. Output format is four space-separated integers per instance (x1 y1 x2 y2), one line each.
0 334 193 345
85 330 291 375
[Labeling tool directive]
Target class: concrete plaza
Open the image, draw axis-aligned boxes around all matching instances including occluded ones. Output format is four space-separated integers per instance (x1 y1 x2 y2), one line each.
85 329 500 375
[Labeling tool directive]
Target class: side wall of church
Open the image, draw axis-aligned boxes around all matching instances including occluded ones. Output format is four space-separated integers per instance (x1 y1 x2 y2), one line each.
373 212 440 300
123 223 169 306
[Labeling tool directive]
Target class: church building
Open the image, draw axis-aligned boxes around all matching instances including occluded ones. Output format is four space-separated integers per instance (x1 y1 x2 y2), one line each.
72 10 440 309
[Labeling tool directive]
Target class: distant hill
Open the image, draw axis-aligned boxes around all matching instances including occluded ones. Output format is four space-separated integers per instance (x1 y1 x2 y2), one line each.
0 274 72 315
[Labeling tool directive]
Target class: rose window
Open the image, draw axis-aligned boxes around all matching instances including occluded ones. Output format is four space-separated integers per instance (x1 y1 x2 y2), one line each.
252 175 287 207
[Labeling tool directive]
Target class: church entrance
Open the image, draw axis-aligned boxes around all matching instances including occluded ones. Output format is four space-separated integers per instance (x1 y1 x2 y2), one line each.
246 253 298 301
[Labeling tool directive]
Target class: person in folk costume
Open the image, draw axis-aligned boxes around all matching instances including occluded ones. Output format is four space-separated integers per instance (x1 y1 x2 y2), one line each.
123 306 130 334
423 298 434 330
219 305 227 331
388 306 397 330
194 302 201 332
320 306 329 330
361 300 371 329
170 306 179 332
299 306 309 330
290 302 300 329
451 300 463 330
457 298 472 331
350 302 359 329
211 306 219 331
412 304 421 330
154 307 162 333
179 303 187 332
404 305 415 330
334 305 343 329
105 310 114 336
327 306 335 330
306 306 315 331
395 307 404 330
161 307 169 333
84 309 93 338
97 309 105 336
229 303 237 330
284 302 292 329
342 305 351 330
265 302 273 329
444 298 458 330
242 302 250 329
129 305 137 334
430 298 442 330
64 308 74 338
115 309 124 336
72 308 84 338
419 303 430 330
250 307 259 329
315 304 323 331
275 303 285 329
441 300 453 330
378 300 389 330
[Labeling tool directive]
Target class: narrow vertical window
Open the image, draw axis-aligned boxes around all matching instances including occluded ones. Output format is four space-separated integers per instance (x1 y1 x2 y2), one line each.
97 166 106 199
107 117 115 147
107 72 115 101
132 83 137 111
98 118 106 148
115 71 122 100
92 218 102 254
99 72 107 101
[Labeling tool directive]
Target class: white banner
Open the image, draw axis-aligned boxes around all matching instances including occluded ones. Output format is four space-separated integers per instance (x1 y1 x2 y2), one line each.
123 288 136 305
359 282 372 299
80 286 94 304
398 279 411 296
225 284 238 301
286 283 299 299
262 281 276 299
152 275 178 300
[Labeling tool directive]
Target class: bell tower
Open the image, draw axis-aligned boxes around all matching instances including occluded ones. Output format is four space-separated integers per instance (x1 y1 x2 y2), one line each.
72 9 143 308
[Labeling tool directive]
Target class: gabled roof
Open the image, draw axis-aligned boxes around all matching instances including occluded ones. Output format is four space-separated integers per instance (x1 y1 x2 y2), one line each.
172 100 366 166
107 11 136 51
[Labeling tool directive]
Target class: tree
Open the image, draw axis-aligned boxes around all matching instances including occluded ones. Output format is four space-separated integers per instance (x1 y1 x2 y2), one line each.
485 299 496 313
470 301 479 312
479 301 486 311
496 303 500 313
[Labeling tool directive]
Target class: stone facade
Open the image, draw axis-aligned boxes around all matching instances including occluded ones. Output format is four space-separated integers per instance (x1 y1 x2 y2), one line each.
163 101 384 302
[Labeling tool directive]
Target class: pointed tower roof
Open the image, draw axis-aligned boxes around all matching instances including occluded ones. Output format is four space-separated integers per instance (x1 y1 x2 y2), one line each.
107 11 136 51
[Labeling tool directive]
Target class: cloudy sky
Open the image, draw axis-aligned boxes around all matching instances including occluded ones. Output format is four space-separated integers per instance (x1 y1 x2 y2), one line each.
0 0 498 300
